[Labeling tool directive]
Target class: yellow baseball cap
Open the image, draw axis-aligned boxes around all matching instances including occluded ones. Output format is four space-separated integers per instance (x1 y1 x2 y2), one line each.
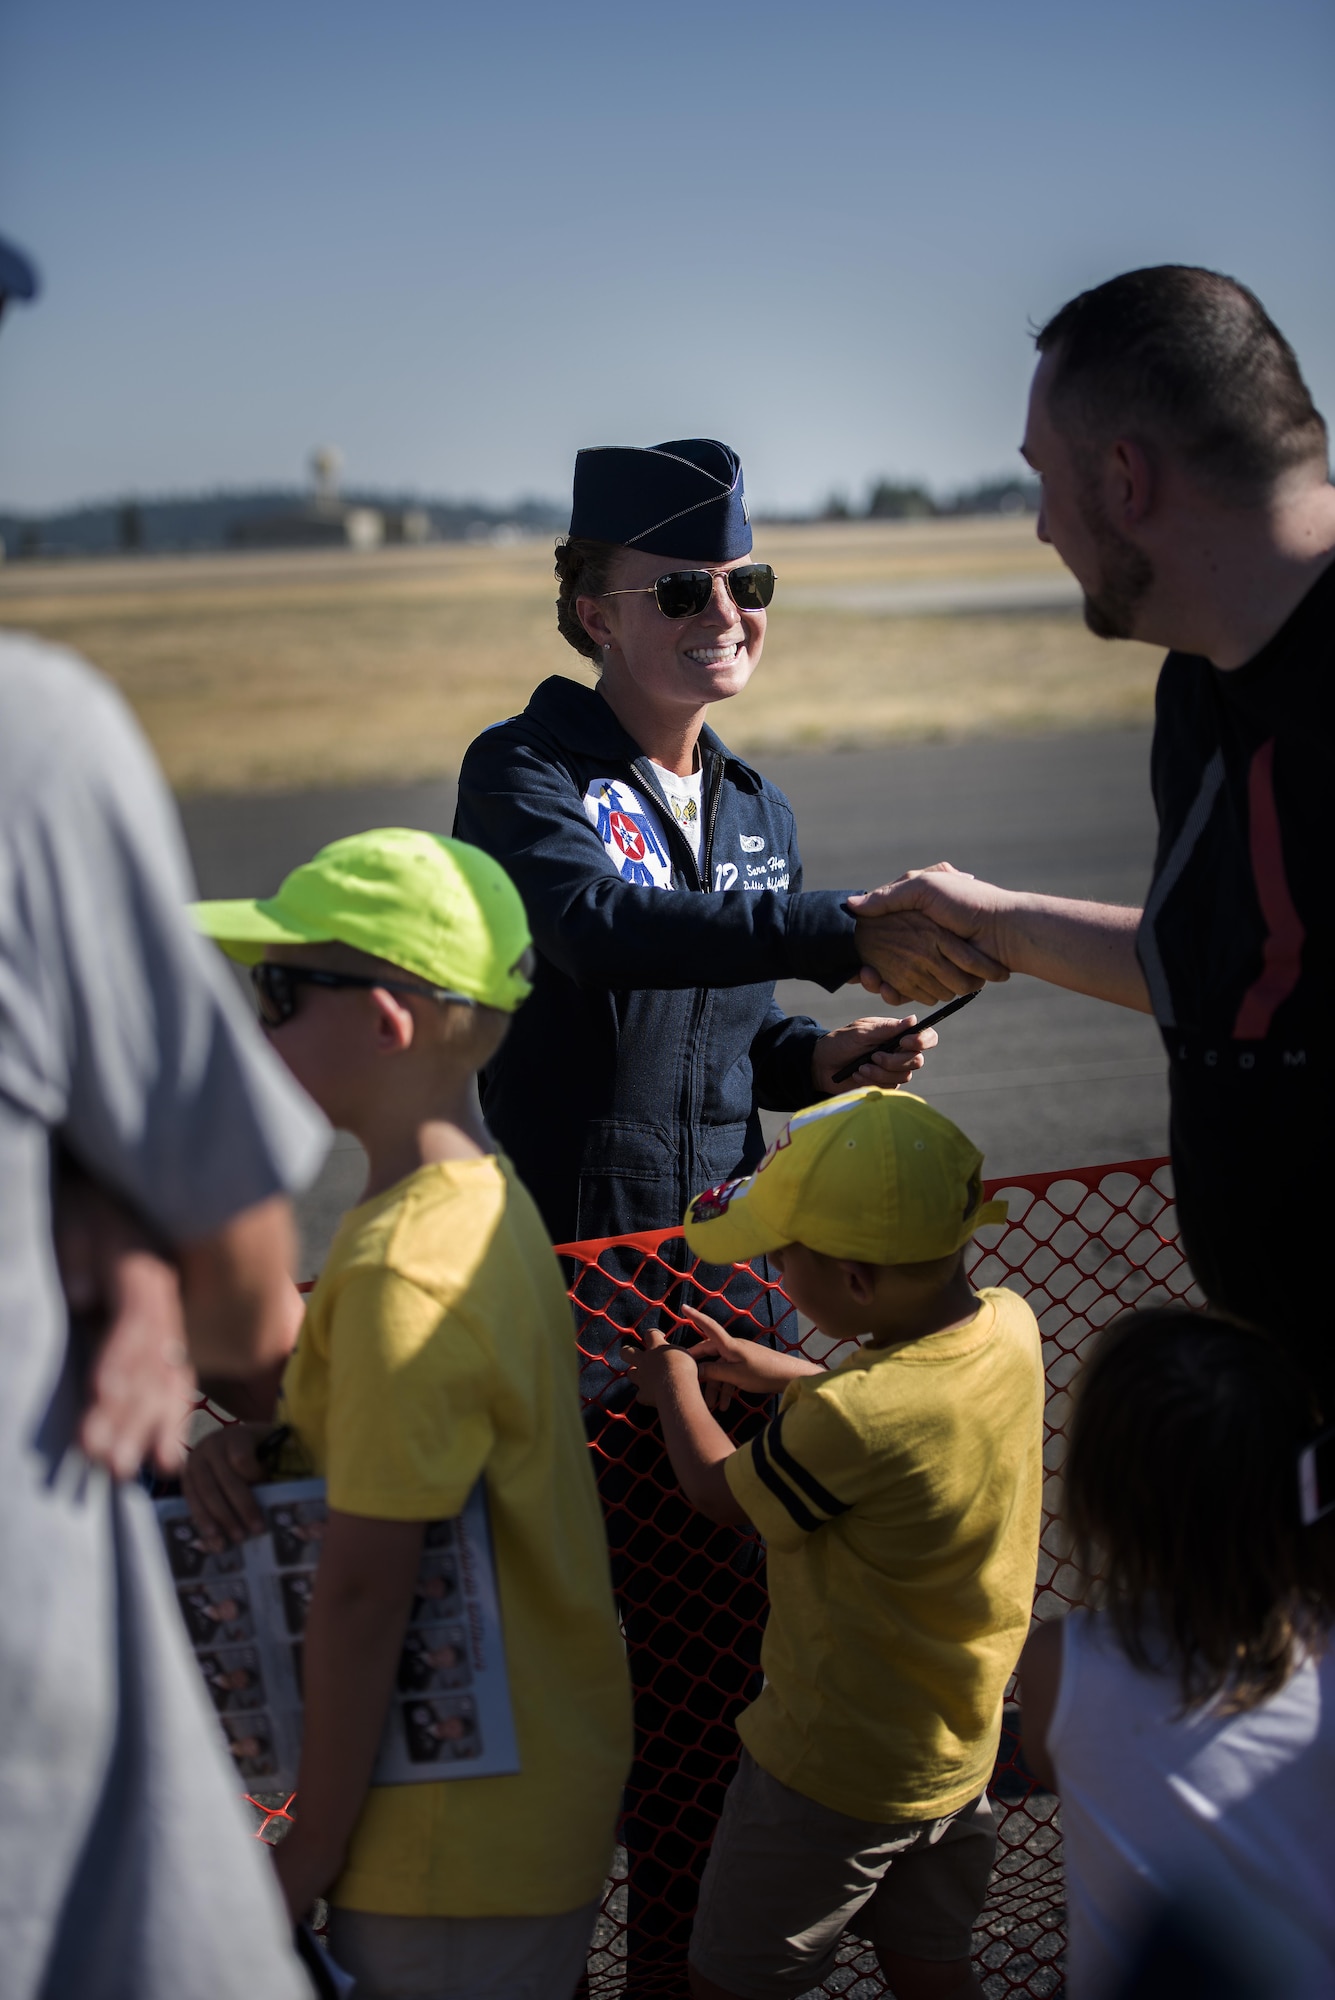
683 1087 1007 1266
191 828 533 1014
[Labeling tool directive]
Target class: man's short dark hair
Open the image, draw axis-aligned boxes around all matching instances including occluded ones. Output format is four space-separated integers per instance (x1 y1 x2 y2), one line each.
1036 266 1328 496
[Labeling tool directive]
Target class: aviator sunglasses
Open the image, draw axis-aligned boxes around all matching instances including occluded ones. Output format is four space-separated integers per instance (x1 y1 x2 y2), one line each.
601 562 776 620
250 960 475 1028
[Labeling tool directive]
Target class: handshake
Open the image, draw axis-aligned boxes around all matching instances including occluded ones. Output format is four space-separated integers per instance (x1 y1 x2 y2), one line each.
849 864 1018 1006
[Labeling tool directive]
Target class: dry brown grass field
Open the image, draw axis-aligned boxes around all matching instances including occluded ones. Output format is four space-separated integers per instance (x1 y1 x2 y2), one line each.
0 517 1161 792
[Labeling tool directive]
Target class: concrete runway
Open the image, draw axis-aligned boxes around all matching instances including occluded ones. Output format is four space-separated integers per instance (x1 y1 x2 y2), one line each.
181 725 1168 1270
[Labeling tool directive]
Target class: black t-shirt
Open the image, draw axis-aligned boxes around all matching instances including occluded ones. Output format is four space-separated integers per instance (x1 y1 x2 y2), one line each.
1138 556 1332 1361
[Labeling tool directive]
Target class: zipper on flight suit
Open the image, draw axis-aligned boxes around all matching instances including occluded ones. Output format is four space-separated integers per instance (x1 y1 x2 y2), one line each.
630 748 728 1246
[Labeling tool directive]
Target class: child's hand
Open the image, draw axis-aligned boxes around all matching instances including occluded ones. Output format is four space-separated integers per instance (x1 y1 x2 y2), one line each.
272 1829 337 1925
181 1420 270 1547
620 1326 699 1410
680 1304 823 1403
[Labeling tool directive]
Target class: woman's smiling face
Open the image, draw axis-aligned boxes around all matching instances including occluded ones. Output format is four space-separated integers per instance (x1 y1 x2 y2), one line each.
576 547 766 721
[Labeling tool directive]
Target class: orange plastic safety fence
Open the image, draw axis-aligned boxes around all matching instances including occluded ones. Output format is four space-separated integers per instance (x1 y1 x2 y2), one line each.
556 1155 1199 2000
185 1155 1199 1997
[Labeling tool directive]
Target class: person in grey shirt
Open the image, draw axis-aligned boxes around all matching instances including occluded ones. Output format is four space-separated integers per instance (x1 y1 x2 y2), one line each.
0 624 331 1999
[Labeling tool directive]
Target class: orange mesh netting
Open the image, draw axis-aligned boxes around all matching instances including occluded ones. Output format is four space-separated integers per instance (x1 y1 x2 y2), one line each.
188 1155 1200 1998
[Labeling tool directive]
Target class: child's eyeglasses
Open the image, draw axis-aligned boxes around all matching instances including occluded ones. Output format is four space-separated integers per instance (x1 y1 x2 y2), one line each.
601 563 776 620
250 961 475 1028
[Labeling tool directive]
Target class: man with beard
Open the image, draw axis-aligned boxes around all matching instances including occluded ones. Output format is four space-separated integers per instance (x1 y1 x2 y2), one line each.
852 267 1335 1403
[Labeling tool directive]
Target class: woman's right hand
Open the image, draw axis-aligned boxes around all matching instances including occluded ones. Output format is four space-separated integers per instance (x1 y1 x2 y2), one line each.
679 1304 822 1407
182 1420 271 1548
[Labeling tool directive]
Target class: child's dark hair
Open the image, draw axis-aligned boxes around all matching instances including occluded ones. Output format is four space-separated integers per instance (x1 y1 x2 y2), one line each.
1066 1307 1333 1715
554 536 621 663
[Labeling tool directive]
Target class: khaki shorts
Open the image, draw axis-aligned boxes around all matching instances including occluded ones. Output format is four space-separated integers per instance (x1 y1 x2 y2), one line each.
325 1900 599 2000
690 1752 996 2000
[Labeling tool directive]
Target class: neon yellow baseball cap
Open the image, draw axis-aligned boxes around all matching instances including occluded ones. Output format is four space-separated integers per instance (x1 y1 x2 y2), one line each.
191 828 534 1014
683 1087 1007 1266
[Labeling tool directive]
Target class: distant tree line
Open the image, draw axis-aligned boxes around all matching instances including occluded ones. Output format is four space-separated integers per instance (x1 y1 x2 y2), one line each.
0 489 567 560
1 474 1039 561
816 474 1039 522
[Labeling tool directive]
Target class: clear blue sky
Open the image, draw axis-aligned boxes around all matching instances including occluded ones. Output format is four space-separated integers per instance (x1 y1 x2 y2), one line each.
2 0 1332 515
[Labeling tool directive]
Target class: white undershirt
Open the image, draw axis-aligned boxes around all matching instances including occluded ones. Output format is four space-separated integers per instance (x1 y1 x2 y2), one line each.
651 761 705 868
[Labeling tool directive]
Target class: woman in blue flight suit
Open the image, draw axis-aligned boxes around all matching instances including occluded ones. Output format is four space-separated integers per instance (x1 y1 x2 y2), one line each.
455 439 935 1994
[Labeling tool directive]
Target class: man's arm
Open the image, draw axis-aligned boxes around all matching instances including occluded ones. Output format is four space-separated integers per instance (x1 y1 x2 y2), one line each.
54 1156 302 1476
178 1195 306 1382
53 1158 195 1479
269 1512 425 1920
851 867 1152 1013
626 1330 751 1525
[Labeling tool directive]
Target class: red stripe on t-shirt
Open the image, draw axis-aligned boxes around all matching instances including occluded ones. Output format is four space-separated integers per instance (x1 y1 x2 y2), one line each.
1232 737 1305 1039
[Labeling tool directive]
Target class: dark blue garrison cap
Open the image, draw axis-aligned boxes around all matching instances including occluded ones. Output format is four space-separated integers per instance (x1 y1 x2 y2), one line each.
0 235 39 309
569 438 752 562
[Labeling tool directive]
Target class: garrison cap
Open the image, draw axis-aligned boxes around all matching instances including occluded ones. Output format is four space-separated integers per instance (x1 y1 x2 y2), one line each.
0 235 39 315
569 438 752 561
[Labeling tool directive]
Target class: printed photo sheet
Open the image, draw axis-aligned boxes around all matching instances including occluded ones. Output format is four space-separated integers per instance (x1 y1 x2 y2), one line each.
156 1477 520 1793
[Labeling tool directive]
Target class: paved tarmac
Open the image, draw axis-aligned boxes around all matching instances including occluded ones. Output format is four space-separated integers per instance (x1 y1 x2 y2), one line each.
181 725 1168 1269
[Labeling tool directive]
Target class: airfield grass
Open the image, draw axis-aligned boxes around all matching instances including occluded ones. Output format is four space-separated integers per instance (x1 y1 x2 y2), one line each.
0 517 1161 792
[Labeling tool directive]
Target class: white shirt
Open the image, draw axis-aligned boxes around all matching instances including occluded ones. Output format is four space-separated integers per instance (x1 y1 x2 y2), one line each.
650 761 705 869
1049 1608 1335 1999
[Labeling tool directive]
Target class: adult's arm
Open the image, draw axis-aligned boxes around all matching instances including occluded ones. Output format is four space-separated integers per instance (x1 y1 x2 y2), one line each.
455 729 1005 998
179 1197 306 1382
851 867 1152 1013
749 998 826 1109
53 1152 195 1479
0 639 328 1447
54 1159 301 1471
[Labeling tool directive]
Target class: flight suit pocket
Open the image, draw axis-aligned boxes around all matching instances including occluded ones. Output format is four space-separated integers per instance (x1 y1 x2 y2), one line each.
575 1118 677 1241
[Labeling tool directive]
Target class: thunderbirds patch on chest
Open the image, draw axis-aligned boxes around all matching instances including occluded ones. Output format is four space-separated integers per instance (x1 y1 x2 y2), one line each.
583 779 674 888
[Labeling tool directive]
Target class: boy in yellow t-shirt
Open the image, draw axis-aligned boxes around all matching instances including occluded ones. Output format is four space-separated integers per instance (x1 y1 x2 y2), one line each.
182 829 631 2000
627 1088 1043 2000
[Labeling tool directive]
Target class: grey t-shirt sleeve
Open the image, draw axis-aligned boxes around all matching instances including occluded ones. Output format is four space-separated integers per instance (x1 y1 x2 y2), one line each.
0 636 329 1242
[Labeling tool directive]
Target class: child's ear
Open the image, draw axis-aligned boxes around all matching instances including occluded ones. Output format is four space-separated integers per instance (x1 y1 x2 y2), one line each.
837 1260 879 1305
370 987 416 1052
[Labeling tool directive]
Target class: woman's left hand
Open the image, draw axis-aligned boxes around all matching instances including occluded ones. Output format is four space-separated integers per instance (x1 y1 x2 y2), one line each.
811 1016 937 1096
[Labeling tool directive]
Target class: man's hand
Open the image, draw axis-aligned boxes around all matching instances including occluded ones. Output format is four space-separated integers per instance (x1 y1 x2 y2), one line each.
851 866 1152 1013
53 1162 196 1480
676 1304 823 1410
851 865 1013 1006
182 1420 270 1547
811 1016 937 1096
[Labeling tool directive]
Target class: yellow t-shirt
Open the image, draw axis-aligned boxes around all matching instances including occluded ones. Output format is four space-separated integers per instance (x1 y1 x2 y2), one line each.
278 1155 632 1917
726 1286 1043 1823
